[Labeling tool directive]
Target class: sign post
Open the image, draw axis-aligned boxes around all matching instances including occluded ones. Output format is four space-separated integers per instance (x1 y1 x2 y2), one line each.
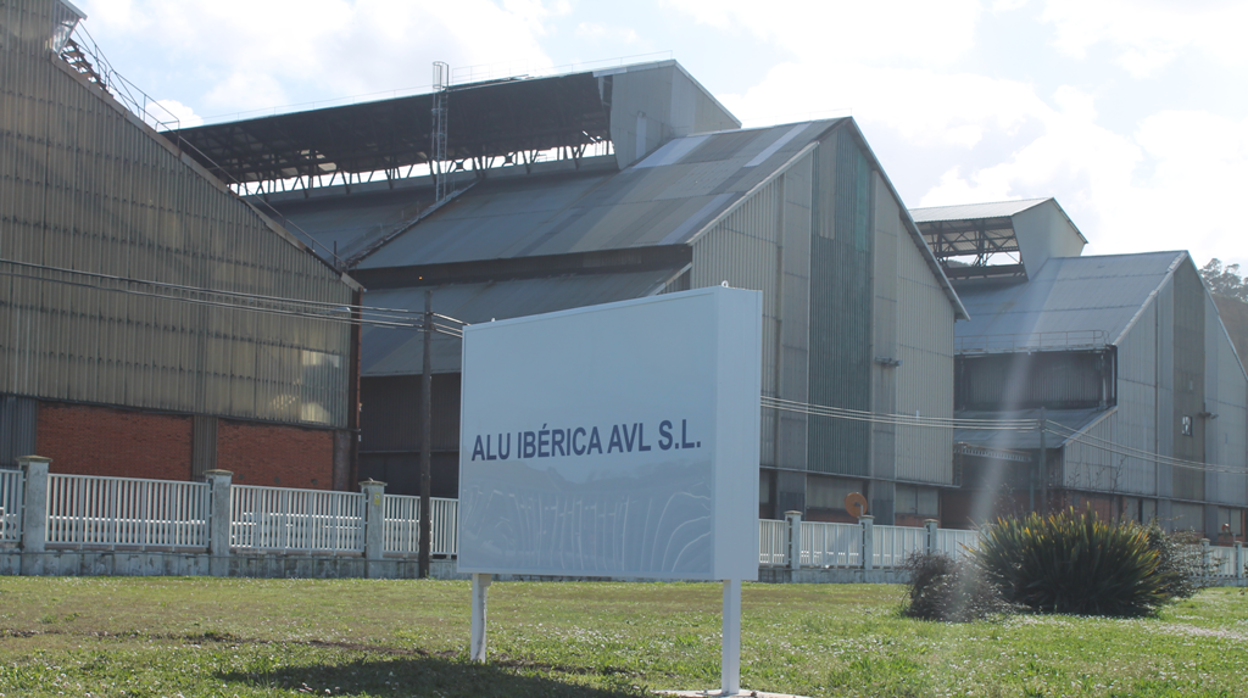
458 286 762 694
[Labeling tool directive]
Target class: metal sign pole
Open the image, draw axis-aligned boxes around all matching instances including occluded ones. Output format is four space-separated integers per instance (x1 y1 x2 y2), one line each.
722 578 741 695
470 573 492 661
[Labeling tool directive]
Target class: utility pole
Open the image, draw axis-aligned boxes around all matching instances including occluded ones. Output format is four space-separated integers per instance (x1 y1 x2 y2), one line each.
1038 408 1048 515
419 290 433 578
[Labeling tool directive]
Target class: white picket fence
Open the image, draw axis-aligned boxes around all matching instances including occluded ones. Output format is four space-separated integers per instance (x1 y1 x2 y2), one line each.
1207 544 1237 577
935 527 979 560
803 521 862 568
230 485 365 553
0 469 1243 581
758 519 787 565
0 469 24 544
873 523 928 568
46 474 209 550
384 495 459 556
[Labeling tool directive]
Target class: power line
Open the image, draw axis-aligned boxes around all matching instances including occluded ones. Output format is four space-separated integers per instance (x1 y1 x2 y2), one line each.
761 396 1035 430
0 258 467 336
762 396 1248 476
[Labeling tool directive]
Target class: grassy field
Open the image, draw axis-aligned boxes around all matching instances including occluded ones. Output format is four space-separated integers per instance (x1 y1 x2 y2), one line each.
0 577 1244 697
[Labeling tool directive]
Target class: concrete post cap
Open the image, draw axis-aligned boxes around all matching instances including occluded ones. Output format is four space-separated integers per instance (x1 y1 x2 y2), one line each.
859 514 875 521
783 510 802 517
203 469 234 477
359 479 388 487
16 455 52 463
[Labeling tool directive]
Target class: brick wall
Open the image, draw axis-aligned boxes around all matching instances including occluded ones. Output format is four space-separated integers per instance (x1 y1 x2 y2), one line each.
217 419 333 489
36 402 193 479
34 401 336 489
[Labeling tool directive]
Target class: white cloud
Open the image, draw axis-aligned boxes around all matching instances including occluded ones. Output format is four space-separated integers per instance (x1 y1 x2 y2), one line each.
149 99 203 129
1041 0 1248 76
575 21 642 45
663 0 982 66
79 0 558 114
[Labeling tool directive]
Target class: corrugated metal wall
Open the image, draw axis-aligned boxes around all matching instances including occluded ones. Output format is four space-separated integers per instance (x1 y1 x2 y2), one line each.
870 172 897 507
777 155 813 471
1063 415 1128 493
690 172 783 464
0 394 36 467
1112 298 1160 496
1204 291 1248 507
1171 263 1205 501
0 0 353 427
359 374 461 454
807 130 872 477
1063 262 1248 522
892 191 955 485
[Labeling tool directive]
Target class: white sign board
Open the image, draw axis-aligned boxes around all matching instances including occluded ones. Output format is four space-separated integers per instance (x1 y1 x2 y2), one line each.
457 286 761 581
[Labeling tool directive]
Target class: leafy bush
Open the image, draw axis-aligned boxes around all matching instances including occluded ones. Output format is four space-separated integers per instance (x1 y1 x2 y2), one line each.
1144 521 1213 599
975 508 1168 617
902 552 1012 622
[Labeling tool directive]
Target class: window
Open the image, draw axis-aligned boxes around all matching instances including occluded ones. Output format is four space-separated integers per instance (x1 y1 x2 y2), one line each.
1181 415 1193 436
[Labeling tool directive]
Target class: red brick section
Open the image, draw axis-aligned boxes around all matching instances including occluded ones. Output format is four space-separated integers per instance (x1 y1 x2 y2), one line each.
217 420 333 490
36 402 192 480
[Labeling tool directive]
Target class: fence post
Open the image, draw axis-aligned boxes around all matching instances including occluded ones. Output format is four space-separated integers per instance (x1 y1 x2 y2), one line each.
861 515 874 571
1235 541 1243 580
205 470 233 577
924 519 939 556
18 456 50 575
785 510 802 571
361 480 386 578
1200 538 1211 578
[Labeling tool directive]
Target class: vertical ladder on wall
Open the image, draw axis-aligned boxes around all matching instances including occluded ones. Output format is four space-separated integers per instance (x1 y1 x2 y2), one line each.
431 62 450 202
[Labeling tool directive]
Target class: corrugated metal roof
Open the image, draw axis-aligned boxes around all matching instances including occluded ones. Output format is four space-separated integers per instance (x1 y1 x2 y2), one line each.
271 120 843 270
955 406 1114 450
955 251 1187 351
910 198 1049 223
360 269 679 375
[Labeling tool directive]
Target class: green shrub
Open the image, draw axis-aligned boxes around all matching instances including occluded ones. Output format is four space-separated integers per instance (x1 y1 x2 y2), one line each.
902 552 1012 622
1144 521 1213 599
975 508 1167 617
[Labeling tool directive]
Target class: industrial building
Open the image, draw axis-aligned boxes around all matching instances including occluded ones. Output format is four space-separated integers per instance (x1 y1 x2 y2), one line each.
1 0 360 488
912 199 1248 540
171 60 969 524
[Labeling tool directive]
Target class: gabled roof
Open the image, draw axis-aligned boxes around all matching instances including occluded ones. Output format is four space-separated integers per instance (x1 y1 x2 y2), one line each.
268 116 968 318
954 250 1187 353
170 70 612 185
356 119 842 269
910 198 1049 223
269 119 844 270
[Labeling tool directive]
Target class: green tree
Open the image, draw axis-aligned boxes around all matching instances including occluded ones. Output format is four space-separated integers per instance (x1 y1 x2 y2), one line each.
1200 258 1248 302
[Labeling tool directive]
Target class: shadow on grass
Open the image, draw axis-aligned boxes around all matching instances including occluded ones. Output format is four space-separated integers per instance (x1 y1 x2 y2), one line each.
216 652 648 698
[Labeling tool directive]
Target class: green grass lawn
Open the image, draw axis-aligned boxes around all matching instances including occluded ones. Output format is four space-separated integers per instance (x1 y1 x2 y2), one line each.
0 577 1244 697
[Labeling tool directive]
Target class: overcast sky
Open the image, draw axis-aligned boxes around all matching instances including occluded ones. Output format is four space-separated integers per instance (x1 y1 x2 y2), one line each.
75 0 1248 271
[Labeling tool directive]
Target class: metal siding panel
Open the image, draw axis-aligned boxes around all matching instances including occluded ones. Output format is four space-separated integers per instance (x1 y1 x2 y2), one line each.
0 394 38 467
807 134 872 477
1156 278 1174 497
0 22 353 428
871 173 897 490
777 154 812 472
894 187 954 485
1172 264 1204 500
1207 293 1248 506
689 177 781 464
